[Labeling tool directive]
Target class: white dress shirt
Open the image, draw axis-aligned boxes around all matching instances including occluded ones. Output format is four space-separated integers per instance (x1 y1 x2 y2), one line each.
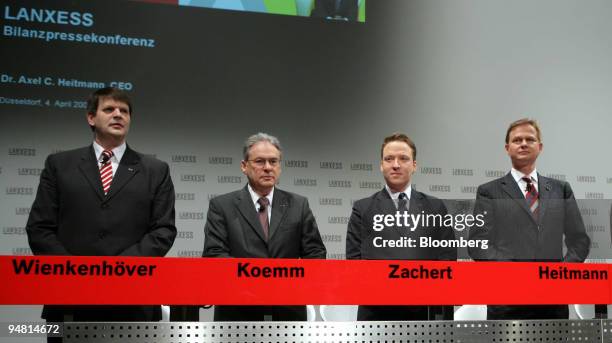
93 141 126 175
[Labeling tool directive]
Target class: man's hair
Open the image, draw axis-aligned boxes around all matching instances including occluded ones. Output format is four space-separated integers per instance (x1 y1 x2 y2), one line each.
86 87 133 115
505 118 542 143
243 133 282 160
381 133 417 160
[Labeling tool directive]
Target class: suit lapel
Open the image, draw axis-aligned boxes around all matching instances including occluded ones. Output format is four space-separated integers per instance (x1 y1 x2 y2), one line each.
408 189 424 215
536 174 552 225
235 186 267 243
374 188 397 215
78 146 105 201
500 172 535 222
269 189 289 239
104 146 140 202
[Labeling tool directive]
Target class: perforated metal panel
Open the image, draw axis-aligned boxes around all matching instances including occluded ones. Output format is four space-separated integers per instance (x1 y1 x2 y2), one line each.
602 320 612 343
63 320 606 343
454 320 601 342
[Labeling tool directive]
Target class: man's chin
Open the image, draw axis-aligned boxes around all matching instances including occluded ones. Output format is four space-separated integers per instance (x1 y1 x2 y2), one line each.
387 182 408 191
511 158 536 168
96 131 126 143
512 156 533 162
109 132 127 140
387 177 407 184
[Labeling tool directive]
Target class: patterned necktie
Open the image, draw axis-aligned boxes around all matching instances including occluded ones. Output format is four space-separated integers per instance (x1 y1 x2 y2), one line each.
522 176 539 219
99 150 114 195
398 192 408 210
257 197 270 240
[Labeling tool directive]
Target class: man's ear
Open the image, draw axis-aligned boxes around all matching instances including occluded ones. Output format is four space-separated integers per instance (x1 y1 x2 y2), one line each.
86 112 95 127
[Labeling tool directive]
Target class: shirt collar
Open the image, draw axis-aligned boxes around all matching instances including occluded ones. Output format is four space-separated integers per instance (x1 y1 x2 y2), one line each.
247 183 274 208
385 183 412 200
93 141 126 163
510 168 538 184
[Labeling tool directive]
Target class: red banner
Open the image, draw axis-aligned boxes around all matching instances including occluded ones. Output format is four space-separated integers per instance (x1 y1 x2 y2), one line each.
0 256 609 305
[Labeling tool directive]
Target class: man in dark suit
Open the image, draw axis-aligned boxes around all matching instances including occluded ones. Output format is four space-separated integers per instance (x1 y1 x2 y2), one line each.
203 132 326 321
468 118 590 320
311 0 359 21
346 133 457 321
26 87 177 333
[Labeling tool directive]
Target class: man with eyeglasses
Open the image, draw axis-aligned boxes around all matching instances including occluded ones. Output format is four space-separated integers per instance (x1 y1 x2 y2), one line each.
203 132 326 321
468 118 590 319
346 133 457 320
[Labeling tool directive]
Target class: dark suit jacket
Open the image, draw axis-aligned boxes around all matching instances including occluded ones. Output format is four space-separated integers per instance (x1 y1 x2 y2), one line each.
26 145 177 321
203 185 326 321
468 173 590 319
468 173 589 262
346 188 457 320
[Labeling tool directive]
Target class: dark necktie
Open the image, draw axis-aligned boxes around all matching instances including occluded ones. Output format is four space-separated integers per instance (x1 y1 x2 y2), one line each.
398 192 408 210
522 176 539 219
99 150 114 195
257 197 270 240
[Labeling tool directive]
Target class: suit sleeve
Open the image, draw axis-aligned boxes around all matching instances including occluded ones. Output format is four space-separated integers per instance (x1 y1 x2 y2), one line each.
203 198 231 257
433 200 457 261
561 182 590 262
345 202 363 260
26 155 70 255
119 162 177 256
299 198 327 259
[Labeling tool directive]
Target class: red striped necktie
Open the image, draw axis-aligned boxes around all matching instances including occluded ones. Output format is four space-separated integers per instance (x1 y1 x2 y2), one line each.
522 176 539 219
99 150 114 195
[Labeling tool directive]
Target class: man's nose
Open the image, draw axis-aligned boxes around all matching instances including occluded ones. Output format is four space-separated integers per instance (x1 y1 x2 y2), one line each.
112 108 127 118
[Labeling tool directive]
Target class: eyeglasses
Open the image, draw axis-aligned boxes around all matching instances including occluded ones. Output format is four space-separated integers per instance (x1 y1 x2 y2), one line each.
247 158 281 167
382 155 413 164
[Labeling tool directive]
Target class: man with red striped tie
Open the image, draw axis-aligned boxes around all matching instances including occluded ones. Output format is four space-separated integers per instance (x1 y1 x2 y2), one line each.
26 87 177 338
468 118 590 320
